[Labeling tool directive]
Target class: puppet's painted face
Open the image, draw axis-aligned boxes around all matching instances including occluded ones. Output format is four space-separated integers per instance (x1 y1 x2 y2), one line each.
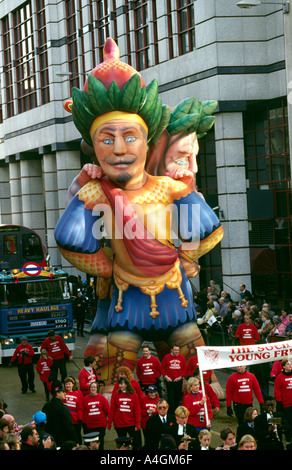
92 119 148 189
164 132 199 175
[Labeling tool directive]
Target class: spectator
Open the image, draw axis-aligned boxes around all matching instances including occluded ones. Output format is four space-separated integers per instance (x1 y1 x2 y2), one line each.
2 414 18 435
78 355 100 397
8 336 36 394
36 349 53 401
239 284 253 302
136 344 162 394
82 381 110 450
6 433 20 450
226 366 264 425
279 308 290 334
258 311 273 340
41 330 73 382
161 345 187 413
235 314 260 346
218 297 228 319
20 425 52 450
0 418 9 441
269 315 283 338
32 411 55 449
209 280 221 298
42 380 77 447
285 314 292 337
108 377 141 450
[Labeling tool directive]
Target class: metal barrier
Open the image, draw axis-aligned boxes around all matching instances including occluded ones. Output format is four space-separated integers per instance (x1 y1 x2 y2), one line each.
198 322 230 347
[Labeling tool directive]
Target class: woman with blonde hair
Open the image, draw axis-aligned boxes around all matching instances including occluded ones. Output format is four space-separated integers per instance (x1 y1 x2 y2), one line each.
197 429 214 450
183 377 213 432
238 434 257 450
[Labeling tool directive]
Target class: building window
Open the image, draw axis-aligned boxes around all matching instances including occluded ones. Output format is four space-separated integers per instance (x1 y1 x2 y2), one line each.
13 1 37 113
36 0 49 104
244 99 291 303
125 0 158 71
177 0 195 56
133 0 150 70
166 0 174 60
96 0 111 64
65 0 79 89
2 15 14 118
196 128 222 289
88 0 117 70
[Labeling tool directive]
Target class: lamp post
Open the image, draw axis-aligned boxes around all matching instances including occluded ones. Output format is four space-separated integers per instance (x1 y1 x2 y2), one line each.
236 0 290 12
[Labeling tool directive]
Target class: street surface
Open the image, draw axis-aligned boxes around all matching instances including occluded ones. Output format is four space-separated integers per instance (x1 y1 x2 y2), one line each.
0 329 269 450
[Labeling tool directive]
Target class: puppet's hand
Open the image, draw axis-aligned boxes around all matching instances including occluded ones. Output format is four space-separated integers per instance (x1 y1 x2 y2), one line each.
165 168 195 190
76 164 104 187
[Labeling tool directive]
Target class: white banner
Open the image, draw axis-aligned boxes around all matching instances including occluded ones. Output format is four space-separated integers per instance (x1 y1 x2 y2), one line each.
196 339 292 371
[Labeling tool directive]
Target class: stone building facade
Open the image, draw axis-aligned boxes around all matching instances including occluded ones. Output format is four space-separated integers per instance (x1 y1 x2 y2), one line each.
0 0 291 304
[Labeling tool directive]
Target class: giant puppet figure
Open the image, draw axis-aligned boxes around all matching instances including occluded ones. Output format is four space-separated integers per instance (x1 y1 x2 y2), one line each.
55 38 223 397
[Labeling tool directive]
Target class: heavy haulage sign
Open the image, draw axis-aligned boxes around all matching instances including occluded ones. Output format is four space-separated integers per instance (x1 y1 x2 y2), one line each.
197 339 292 371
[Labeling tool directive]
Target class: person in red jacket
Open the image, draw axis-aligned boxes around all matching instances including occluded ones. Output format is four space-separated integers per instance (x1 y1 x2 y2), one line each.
108 377 142 450
63 376 84 444
161 344 187 412
182 377 213 431
235 314 260 346
9 336 36 394
226 365 264 425
112 366 143 402
136 344 162 394
186 353 213 384
41 329 73 382
78 355 100 396
36 349 53 401
82 381 110 450
140 384 160 436
183 372 220 414
274 358 292 432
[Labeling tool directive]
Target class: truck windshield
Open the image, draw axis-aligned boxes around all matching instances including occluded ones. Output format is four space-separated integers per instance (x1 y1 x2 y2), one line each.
1 279 70 307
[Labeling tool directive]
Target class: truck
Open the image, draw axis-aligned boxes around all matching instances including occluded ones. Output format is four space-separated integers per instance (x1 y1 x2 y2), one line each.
0 224 75 361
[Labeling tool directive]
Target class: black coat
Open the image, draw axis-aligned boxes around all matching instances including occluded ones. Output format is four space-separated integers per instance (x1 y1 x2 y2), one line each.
42 397 77 447
144 413 176 450
169 422 198 449
254 411 288 450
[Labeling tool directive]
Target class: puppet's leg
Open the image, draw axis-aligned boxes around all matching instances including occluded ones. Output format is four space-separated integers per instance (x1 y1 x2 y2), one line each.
99 330 143 399
84 333 107 375
166 321 225 400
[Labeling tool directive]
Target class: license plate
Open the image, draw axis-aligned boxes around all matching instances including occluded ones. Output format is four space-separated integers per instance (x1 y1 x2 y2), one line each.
30 321 48 326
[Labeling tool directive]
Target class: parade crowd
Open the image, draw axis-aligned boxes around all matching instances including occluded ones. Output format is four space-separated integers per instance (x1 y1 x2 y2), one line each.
1 280 292 451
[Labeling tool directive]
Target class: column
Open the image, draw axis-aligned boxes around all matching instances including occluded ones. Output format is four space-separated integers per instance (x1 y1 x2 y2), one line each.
215 112 252 301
